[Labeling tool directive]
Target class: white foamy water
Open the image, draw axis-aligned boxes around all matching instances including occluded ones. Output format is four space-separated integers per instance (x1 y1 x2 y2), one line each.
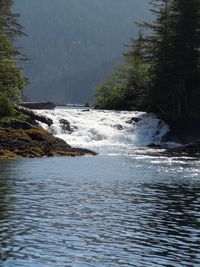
36 107 176 154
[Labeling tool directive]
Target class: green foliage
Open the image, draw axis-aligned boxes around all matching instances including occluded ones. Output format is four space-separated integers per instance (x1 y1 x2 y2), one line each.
94 68 128 110
0 92 14 117
95 60 151 110
95 0 200 125
140 0 200 122
0 2 27 117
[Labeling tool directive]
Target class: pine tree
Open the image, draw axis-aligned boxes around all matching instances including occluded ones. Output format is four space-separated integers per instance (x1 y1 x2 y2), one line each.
95 0 200 123
140 0 200 122
0 0 27 117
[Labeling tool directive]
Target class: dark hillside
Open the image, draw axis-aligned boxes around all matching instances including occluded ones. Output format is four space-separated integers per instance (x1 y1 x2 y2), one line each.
13 0 150 103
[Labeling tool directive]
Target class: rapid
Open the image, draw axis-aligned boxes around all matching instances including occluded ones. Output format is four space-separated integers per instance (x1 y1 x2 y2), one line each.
37 107 173 155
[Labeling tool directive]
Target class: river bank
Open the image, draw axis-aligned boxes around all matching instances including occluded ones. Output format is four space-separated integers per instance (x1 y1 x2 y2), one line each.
0 127 97 159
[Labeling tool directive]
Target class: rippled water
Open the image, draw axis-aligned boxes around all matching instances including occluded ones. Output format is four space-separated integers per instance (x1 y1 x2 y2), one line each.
0 108 200 266
0 154 200 267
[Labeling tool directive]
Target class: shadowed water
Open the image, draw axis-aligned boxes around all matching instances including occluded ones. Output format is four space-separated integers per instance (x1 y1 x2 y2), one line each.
0 154 200 266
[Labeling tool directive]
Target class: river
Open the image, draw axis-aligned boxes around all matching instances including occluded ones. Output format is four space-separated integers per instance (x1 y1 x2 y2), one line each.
0 108 200 266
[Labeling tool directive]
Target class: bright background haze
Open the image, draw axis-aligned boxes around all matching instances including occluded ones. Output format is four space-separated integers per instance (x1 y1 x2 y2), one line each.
13 0 150 104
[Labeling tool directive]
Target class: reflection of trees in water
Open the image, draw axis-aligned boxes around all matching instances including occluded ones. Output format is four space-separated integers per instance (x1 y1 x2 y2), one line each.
0 160 23 262
135 183 200 264
0 160 14 261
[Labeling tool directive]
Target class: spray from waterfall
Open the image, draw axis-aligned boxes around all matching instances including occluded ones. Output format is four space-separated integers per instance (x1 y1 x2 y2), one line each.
36 108 179 154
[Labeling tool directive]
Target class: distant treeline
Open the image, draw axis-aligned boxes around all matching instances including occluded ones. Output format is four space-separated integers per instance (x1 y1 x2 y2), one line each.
95 0 200 125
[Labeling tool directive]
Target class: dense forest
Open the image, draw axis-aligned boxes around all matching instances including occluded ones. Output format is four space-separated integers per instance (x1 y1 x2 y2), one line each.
13 0 150 103
95 0 200 127
0 0 26 117
1 0 200 129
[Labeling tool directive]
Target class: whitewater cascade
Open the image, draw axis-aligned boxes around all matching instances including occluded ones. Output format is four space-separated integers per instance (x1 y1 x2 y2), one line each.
36 108 175 154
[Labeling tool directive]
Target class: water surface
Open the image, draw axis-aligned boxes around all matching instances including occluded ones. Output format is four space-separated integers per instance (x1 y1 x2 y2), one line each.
0 109 200 266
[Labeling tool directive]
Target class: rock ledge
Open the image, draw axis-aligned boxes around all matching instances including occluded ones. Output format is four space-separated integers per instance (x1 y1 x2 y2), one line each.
0 127 97 159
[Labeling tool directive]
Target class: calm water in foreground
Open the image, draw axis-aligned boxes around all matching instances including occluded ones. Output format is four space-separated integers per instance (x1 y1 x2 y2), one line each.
0 109 200 266
0 155 200 267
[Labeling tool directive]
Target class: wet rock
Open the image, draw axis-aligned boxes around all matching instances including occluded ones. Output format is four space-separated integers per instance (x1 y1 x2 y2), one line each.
15 106 53 127
167 142 200 157
161 130 181 143
59 119 71 132
0 119 33 130
114 124 124 131
126 117 142 124
147 143 163 149
0 127 97 159
59 119 70 125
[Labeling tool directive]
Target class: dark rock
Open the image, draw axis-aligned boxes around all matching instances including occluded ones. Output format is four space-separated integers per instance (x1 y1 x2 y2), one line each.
0 127 97 159
114 124 124 130
167 119 200 144
15 106 53 127
59 119 70 125
161 130 180 143
168 142 200 157
0 119 33 129
20 101 55 110
59 119 71 132
147 143 163 149
126 117 142 124
81 109 90 112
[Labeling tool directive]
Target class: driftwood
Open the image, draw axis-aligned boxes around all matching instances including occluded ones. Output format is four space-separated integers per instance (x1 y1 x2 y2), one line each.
15 105 53 127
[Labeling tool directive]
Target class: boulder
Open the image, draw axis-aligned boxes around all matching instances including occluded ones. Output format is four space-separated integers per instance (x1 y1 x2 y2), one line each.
15 106 53 127
59 119 71 132
126 117 142 124
0 127 97 159
168 142 200 157
114 124 124 130
0 119 33 130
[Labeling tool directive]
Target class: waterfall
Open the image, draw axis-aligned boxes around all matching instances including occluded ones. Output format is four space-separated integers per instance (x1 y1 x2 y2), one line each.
35 107 179 154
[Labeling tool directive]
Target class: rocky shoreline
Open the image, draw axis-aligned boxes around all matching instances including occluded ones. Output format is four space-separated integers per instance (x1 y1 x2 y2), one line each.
147 142 200 158
1 109 199 159
0 107 97 159
128 116 200 158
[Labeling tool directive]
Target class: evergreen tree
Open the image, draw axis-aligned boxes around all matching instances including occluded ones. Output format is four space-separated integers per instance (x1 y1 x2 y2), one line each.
95 0 200 125
141 0 200 122
0 0 27 117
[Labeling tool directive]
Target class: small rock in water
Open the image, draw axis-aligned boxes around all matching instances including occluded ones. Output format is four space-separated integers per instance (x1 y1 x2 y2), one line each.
114 124 124 130
59 119 72 133
126 117 142 124
59 119 70 125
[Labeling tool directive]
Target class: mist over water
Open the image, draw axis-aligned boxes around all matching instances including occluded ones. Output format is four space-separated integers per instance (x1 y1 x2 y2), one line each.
0 108 200 266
